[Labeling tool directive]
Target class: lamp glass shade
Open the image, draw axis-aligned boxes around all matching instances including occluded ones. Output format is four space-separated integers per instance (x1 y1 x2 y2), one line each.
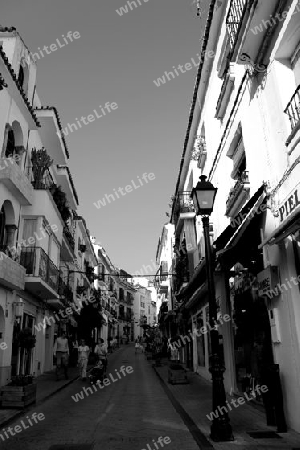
191 175 217 215
15 301 24 317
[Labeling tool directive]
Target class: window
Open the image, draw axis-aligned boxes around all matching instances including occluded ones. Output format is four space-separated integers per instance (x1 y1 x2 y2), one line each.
2 123 25 165
49 238 59 267
5 129 15 158
22 219 37 246
141 301 145 308
292 41 300 86
0 206 6 249
227 126 249 182
18 65 24 87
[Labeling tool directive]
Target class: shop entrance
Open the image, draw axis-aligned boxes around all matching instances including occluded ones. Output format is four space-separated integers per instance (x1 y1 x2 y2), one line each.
233 285 273 396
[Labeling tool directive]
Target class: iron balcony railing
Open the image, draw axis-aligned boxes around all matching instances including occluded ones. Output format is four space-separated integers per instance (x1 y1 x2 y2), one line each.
226 0 248 51
284 85 300 132
20 247 59 292
173 191 194 224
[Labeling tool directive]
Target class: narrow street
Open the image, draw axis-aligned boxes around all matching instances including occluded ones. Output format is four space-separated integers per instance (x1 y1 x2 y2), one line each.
1 346 199 450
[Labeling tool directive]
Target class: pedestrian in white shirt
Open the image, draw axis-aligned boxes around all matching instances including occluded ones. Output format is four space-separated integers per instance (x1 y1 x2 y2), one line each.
78 339 90 380
53 332 69 380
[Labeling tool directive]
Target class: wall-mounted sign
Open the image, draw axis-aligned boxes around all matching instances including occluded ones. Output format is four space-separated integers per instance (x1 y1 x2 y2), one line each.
279 187 300 223
257 266 279 297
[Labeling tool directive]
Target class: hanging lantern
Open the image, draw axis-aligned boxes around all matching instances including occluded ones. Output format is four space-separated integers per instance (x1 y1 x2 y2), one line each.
15 301 24 317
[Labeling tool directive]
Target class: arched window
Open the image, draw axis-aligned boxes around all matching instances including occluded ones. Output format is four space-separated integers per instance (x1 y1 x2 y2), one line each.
0 206 6 249
5 129 15 158
18 65 24 87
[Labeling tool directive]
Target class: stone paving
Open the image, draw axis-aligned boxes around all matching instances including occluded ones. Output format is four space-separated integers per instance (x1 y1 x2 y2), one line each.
0 345 200 450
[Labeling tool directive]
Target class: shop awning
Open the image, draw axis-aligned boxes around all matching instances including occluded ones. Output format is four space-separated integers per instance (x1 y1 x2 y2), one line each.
259 207 300 248
214 184 267 251
215 184 268 269
175 257 207 302
184 281 208 310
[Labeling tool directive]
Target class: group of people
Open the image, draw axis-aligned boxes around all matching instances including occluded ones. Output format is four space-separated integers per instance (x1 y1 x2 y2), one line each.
53 332 108 381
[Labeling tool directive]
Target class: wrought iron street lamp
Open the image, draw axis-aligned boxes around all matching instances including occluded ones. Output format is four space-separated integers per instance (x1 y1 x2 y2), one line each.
191 175 234 442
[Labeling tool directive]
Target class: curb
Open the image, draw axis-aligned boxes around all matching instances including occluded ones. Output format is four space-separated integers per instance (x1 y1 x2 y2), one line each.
152 363 214 450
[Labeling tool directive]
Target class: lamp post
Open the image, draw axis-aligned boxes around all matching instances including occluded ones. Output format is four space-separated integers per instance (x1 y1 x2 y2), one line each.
191 175 234 442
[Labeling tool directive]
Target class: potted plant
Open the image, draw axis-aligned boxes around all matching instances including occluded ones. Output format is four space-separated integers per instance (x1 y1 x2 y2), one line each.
31 147 53 189
168 362 189 385
0 328 37 408
51 185 71 222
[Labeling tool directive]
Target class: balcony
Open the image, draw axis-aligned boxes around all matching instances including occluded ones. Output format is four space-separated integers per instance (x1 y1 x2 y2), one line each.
225 171 250 217
0 157 33 205
63 226 75 250
227 0 279 67
60 225 75 263
226 0 248 52
285 85 300 145
173 191 195 227
0 250 26 290
20 247 59 300
58 276 74 306
173 254 189 295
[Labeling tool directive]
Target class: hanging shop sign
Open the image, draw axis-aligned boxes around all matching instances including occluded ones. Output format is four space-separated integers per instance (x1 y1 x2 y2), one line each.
257 266 279 297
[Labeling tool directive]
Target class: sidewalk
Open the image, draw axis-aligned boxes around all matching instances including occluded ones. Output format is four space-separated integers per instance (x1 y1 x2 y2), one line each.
152 358 300 450
0 364 88 428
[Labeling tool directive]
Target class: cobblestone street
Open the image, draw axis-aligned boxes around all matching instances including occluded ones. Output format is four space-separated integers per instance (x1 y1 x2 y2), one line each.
0 346 199 450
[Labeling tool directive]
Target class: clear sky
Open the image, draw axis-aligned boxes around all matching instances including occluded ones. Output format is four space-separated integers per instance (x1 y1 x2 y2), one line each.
2 0 201 274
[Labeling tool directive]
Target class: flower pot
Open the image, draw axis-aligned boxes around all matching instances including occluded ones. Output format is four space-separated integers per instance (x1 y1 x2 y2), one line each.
0 383 37 408
168 364 189 385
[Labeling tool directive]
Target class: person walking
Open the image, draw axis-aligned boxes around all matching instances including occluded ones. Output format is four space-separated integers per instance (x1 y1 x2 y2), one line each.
94 338 108 372
53 331 69 380
78 339 90 380
135 338 140 354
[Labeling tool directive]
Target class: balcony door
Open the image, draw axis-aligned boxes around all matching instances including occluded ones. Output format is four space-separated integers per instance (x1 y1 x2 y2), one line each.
0 206 6 250
21 219 37 274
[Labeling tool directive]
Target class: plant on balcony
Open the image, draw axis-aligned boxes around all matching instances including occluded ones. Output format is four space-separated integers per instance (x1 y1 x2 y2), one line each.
51 185 71 222
31 147 53 188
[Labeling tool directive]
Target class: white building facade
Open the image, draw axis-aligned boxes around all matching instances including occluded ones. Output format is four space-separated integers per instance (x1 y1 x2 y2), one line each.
168 0 300 433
